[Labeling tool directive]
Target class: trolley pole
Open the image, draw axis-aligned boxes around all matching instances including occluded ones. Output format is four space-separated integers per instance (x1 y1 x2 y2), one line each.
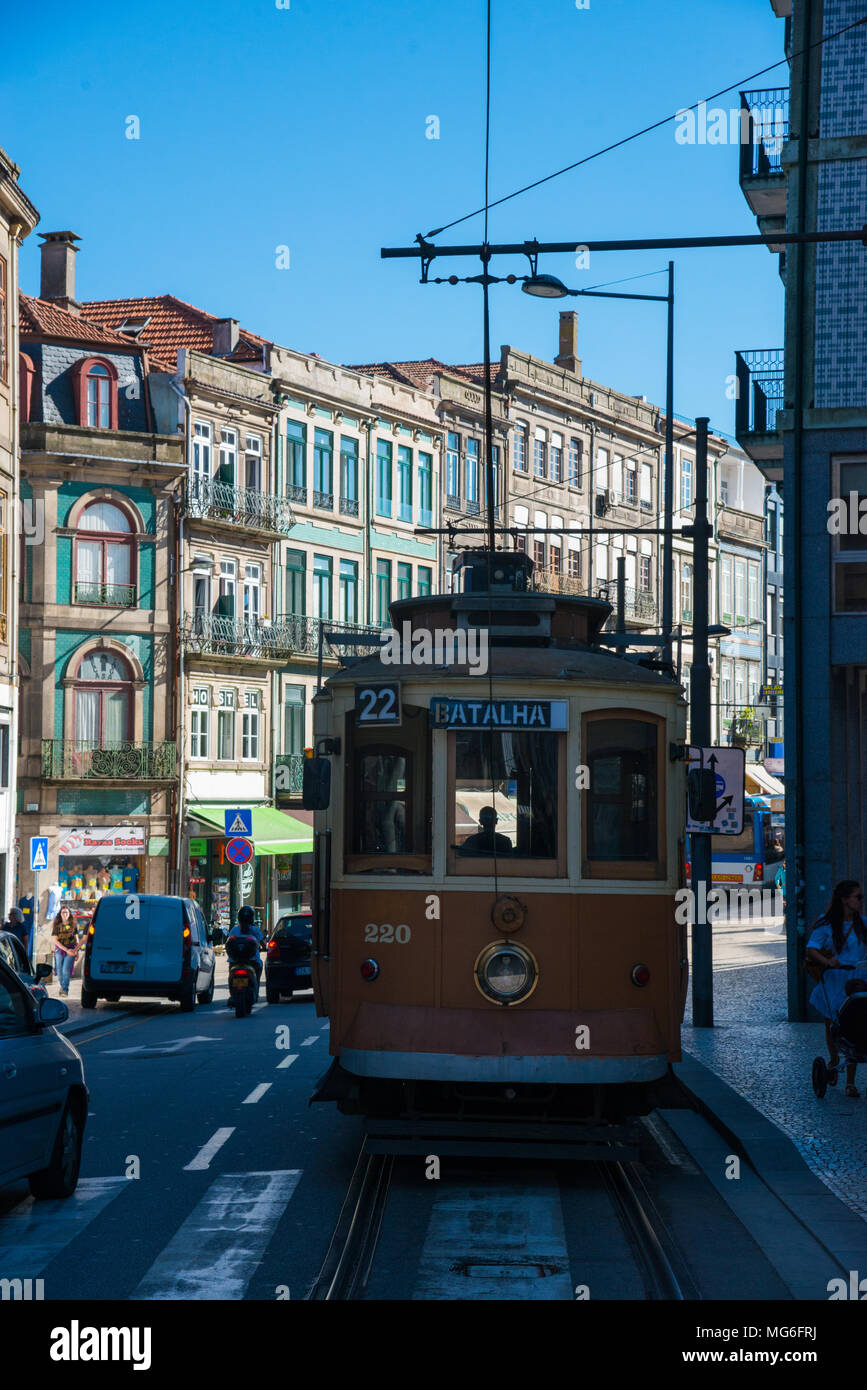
689 417 714 1027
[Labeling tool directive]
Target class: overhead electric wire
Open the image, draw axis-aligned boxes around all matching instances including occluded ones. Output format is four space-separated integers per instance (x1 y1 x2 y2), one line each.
425 13 867 238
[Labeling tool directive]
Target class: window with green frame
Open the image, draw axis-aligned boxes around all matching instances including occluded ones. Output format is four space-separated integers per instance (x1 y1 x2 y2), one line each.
286 420 306 491
377 440 392 517
376 558 391 625
313 554 332 620
340 436 358 503
313 429 333 501
397 445 413 522
417 565 432 596
339 558 359 623
397 562 412 601
283 686 305 754
285 549 306 616
418 452 433 527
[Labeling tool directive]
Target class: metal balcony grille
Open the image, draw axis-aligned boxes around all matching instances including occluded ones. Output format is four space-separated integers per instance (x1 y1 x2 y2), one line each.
739 89 789 180
445 495 462 513
278 614 382 659
74 582 137 608
735 349 785 437
181 614 297 658
287 483 307 504
339 496 359 517
42 739 176 781
465 499 481 516
184 478 295 534
313 490 333 511
274 752 304 794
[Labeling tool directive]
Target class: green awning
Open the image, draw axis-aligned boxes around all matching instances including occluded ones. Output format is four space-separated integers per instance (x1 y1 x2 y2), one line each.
188 805 313 856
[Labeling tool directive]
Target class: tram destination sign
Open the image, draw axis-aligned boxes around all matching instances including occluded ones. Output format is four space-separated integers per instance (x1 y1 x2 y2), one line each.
430 698 567 730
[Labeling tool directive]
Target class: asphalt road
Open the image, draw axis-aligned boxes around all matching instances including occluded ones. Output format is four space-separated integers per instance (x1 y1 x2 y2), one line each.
0 983 363 1301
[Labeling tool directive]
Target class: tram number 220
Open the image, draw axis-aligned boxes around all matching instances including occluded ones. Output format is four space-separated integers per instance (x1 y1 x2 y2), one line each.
364 923 411 944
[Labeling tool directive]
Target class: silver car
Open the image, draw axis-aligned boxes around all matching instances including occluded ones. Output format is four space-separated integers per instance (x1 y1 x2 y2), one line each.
0 957 87 1198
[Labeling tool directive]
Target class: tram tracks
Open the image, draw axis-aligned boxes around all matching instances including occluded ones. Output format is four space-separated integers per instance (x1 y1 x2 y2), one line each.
600 1161 693 1300
306 1143 393 1300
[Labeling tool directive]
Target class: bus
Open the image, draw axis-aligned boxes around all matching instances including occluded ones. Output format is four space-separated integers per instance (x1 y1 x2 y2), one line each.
687 795 785 891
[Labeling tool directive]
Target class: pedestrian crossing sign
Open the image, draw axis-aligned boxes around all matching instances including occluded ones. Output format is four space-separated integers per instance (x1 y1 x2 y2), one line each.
30 837 49 871
224 808 252 837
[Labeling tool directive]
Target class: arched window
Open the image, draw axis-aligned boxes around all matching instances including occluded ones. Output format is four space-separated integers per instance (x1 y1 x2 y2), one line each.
74 650 133 746
74 500 136 606
73 357 119 430
19 352 35 423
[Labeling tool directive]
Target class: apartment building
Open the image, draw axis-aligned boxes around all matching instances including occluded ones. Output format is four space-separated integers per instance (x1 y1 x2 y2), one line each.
16 235 185 955
734 0 867 1007
0 147 38 918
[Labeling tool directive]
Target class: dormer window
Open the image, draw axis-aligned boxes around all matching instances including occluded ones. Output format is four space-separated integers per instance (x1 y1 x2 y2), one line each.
73 357 119 430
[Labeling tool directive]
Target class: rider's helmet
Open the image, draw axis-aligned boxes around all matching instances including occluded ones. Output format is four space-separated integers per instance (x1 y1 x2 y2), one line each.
237 905 256 931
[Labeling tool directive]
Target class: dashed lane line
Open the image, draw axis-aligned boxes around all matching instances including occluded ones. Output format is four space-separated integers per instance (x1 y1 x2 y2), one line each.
183 1127 235 1172
242 1083 272 1104
277 1055 299 1069
300 1035 318 1046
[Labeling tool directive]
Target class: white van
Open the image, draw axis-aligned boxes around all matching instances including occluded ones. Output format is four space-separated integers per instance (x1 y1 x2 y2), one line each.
82 895 216 1012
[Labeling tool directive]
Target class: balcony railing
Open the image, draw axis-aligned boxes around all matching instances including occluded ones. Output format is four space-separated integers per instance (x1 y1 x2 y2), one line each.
278 614 382 660
274 752 304 795
532 570 584 598
739 89 789 181
598 584 658 625
184 478 295 534
287 483 307 504
181 614 297 659
74 581 137 608
735 349 785 458
445 495 462 513
339 495 359 517
42 739 177 781
730 709 764 747
313 490 333 511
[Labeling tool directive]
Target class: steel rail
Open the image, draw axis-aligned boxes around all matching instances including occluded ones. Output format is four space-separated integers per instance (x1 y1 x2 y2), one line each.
602 1161 690 1300
306 1143 393 1301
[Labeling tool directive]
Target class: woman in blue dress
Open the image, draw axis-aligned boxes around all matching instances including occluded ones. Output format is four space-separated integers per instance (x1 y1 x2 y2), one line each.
806 880 867 1097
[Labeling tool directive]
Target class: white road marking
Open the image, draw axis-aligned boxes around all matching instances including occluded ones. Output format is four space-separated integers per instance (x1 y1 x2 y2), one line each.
133 1170 302 1300
183 1127 235 1171
320 1023 329 1031
0 1177 128 1279
101 1036 220 1056
300 1035 318 1046
242 1083 272 1104
276 1054 299 1069
413 1175 573 1300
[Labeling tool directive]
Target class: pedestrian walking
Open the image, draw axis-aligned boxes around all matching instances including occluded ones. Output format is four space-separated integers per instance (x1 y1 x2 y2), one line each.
4 906 29 955
51 905 81 998
806 880 867 1097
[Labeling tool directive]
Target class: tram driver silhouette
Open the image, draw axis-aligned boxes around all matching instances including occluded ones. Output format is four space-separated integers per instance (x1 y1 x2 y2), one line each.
459 806 513 857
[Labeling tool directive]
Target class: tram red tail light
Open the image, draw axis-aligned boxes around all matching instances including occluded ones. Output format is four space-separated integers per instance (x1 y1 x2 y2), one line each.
360 958 379 982
631 963 651 987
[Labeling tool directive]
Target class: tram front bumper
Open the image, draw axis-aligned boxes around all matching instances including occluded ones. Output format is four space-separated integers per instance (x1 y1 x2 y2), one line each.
338 1003 669 1085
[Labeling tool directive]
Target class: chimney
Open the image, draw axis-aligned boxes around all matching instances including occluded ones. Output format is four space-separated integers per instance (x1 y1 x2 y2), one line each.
39 231 81 311
212 318 240 356
555 310 581 376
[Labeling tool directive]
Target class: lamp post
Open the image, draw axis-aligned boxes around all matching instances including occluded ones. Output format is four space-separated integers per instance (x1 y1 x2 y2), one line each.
521 266 676 648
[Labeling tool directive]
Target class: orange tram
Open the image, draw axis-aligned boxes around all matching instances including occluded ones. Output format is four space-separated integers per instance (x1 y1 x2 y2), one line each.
305 550 688 1128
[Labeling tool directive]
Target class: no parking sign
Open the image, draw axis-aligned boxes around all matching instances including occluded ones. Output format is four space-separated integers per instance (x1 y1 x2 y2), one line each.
225 837 253 866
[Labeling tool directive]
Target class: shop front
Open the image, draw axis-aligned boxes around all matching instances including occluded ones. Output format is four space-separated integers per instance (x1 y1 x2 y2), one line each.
56 823 147 933
186 805 313 934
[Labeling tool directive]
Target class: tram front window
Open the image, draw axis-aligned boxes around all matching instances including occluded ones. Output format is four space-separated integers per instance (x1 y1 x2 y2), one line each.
585 717 659 862
356 752 409 853
454 730 558 859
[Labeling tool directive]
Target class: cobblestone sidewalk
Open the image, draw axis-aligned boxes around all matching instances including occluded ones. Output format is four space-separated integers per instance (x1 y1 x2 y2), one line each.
683 957 867 1222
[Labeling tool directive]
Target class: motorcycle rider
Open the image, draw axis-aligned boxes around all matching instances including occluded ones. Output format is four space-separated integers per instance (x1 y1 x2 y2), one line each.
226 905 264 990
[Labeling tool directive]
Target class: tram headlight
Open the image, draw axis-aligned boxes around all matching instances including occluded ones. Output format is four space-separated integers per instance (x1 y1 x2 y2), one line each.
474 941 538 1006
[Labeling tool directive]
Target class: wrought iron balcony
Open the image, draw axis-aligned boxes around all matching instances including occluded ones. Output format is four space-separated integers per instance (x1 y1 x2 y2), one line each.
730 709 764 747
445 494 462 513
74 582 137 608
274 752 304 795
42 739 176 781
278 614 382 660
738 89 789 219
465 498 481 516
184 478 295 534
339 495 359 517
287 483 307 504
734 349 785 469
181 614 297 659
313 490 333 511
532 570 584 598
598 584 658 626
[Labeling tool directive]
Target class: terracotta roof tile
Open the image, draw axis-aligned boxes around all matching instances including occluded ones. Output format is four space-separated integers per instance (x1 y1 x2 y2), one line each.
78 295 271 372
346 357 501 392
19 293 135 350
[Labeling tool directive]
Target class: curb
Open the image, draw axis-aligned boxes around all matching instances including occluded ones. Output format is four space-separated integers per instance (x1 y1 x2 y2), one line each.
675 1050 867 1272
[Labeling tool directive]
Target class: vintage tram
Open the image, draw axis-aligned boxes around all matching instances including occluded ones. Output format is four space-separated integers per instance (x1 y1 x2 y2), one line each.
305 550 688 1123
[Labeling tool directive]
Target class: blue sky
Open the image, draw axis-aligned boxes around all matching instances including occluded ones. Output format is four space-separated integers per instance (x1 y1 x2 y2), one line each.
4 0 786 431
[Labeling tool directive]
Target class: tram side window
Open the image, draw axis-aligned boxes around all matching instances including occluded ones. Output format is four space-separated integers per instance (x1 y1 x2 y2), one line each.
453 730 558 860
355 750 411 853
585 718 658 863
345 703 431 870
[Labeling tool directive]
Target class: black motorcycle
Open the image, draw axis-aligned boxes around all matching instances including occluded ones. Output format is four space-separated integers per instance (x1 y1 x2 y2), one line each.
225 935 261 1018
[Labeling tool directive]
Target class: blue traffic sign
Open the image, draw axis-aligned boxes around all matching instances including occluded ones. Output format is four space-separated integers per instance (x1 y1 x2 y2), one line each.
224 808 253 836
225 837 253 866
30 837 49 871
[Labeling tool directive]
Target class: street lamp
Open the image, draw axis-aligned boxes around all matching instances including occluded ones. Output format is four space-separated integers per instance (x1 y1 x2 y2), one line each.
521 274 575 298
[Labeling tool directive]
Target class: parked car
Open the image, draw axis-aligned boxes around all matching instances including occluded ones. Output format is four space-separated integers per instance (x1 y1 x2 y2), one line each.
0 957 87 1198
265 913 313 1003
82 895 215 1011
0 929 51 1001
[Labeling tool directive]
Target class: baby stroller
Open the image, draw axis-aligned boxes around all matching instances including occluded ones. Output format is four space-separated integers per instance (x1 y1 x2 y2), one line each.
811 960 867 1098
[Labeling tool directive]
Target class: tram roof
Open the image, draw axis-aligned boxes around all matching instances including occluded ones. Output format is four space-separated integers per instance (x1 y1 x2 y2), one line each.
326 644 681 690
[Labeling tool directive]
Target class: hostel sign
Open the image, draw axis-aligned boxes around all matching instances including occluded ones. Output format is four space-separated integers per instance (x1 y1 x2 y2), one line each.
430 698 568 730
